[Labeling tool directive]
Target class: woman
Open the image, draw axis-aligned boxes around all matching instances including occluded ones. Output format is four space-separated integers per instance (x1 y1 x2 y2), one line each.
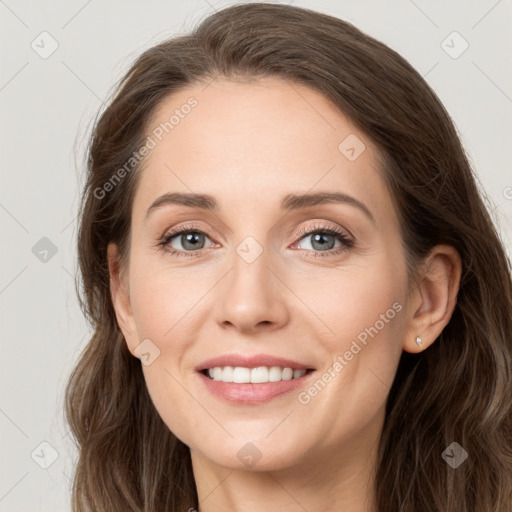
64 3 512 511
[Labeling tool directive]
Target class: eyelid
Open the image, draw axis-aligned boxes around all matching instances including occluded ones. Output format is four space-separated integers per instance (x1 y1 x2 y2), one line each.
293 221 354 241
163 221 216 240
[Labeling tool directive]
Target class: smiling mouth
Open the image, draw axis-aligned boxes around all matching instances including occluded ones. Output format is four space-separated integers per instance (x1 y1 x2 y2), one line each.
200 366 315 384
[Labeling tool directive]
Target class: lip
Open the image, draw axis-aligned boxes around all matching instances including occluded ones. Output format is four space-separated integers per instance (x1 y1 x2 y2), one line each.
195 353 315 372
197 368 317 405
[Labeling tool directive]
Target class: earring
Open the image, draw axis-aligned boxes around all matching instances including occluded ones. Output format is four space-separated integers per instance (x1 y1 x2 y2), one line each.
416 336 422 349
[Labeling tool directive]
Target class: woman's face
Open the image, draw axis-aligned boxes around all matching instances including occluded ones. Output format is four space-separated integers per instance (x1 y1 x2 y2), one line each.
110 77 415 472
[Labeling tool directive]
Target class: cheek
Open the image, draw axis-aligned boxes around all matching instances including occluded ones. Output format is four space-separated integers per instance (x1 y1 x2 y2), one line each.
128 261 207 442
293 259 406 410
293 258 405 346
128 255 212 344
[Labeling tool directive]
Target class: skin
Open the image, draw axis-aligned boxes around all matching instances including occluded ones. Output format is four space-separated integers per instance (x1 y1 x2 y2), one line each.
108 77 462 512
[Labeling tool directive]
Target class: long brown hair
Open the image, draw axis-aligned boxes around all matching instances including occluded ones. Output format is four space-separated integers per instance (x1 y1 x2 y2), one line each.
64 3 512 510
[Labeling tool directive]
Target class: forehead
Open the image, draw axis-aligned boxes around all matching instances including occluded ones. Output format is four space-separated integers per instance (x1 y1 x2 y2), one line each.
132 77 395 227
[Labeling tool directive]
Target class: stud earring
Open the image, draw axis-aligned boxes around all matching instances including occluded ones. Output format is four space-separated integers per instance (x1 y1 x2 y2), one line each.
416 336 422 349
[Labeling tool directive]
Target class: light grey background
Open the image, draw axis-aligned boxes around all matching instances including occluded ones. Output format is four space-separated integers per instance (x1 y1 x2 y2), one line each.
1 0 511 510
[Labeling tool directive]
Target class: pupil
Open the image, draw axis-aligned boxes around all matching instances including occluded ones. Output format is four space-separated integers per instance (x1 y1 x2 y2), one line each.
182 233 203 250
312 233 334 251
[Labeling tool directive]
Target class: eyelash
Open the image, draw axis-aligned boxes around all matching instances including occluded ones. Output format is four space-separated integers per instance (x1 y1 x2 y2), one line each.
156 222 355 259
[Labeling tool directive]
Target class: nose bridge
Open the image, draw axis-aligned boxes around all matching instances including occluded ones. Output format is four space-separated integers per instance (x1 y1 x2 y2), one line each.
216 233 289 332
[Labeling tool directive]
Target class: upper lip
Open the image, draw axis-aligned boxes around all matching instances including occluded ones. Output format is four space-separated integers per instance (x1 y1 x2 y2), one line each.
195 354 315 372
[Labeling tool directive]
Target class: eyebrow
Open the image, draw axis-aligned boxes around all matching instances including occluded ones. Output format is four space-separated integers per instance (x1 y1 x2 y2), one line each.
145 191 376 225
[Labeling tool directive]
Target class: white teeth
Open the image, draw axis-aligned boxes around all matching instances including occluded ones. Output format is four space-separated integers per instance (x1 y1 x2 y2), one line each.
250 366 268 383
268 366 282 382
223 366 234 382
205 366 308 383
233 367 250 383
282 368 293 380
293 369 306 379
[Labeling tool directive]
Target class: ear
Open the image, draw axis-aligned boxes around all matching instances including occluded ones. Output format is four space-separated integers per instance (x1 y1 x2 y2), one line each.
107 242 139 356
403 244 462 353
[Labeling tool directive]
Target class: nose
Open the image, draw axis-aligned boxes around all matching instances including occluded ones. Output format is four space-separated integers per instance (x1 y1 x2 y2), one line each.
215 250 290 335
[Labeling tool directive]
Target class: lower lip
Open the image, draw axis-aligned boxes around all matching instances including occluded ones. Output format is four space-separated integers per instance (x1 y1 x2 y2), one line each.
197 370 316 405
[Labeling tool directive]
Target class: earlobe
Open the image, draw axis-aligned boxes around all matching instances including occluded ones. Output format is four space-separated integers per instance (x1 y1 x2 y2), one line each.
403 245 462 353
107 243 138 355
